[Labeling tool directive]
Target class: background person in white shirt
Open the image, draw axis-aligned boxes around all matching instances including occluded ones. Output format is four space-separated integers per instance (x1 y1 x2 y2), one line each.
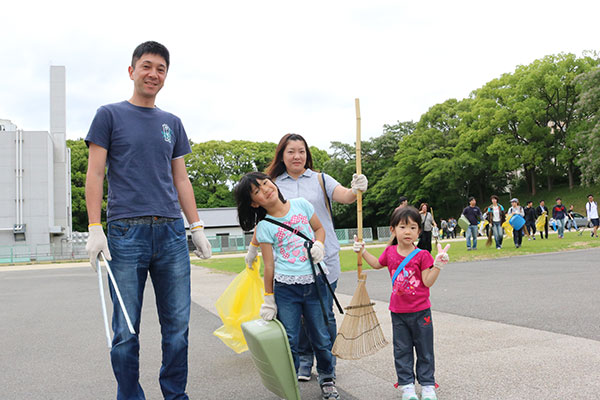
586 194 599 238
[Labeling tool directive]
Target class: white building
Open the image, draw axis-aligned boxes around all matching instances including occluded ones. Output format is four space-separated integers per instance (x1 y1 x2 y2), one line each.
0 119 17 132
182 207 251 252
190 207 245 237
0 66 72 258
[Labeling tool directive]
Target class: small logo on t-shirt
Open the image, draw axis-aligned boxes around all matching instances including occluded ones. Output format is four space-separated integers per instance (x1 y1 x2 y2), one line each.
161 124 172 143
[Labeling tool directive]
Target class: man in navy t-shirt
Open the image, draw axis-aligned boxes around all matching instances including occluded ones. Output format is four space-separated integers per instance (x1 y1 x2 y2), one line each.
85 41 211 399
462 197 482 250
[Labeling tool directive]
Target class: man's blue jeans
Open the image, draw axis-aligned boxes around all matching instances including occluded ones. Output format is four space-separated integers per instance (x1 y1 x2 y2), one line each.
298 280 338 374
107 217 191 400
274 275 334 385
556 218 565 237
492 221 504 248
465 225 478 249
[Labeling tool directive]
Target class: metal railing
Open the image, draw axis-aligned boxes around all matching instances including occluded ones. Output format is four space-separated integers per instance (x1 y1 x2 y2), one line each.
377 226 392 242
0 227 389 264
334 227 373 244
0 242 87 264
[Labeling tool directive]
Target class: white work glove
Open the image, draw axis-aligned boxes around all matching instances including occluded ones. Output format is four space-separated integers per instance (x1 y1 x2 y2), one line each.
310 240 325 264
260 294 277 320
351 173 368 194
245 243 259 269
434 243 450 269
352 234 365 254
191 221 212 259
86 224 111 272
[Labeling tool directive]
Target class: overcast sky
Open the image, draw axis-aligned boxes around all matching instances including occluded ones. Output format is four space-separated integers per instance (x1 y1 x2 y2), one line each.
1 0 598 151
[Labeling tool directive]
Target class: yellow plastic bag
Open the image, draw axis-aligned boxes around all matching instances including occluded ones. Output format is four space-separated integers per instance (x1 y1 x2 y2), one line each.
536 212 547 232
502 217 513 238
213 256 264 353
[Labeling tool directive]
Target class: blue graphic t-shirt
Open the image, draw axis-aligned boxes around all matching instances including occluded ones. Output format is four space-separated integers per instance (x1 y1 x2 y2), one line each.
85 101 191 222
256 198 323 277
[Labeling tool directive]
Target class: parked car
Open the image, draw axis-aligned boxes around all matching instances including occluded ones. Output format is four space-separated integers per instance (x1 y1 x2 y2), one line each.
550 212 593 231
568 212 593 230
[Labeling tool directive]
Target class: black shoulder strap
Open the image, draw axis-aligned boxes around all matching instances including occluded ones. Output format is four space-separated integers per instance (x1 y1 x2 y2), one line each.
264 217 312 242
317 173 334 226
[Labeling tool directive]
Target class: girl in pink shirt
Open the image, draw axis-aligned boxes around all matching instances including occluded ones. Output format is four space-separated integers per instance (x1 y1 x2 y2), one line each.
353 206 450 400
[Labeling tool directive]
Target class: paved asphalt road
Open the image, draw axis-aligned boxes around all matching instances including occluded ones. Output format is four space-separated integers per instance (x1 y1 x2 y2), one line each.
1 247 598 399
0 265 355 400
337 247 600 341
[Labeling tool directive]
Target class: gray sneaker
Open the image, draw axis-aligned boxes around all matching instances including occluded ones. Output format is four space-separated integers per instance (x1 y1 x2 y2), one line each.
320 378 340 399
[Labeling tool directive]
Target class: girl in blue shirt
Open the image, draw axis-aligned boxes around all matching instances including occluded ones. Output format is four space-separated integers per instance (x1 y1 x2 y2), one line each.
234 171 339 400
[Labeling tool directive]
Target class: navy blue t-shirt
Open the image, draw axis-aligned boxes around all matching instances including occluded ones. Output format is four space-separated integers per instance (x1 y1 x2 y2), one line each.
85 101 192 222
462 205 482 225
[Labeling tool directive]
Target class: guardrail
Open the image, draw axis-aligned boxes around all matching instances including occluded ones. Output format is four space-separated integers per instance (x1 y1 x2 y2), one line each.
1 227 383 264
203 228 375 253
0 243 88 264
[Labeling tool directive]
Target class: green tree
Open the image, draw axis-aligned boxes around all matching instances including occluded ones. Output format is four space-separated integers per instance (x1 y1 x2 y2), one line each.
574 66 600 185
185 140 280 208
254 141 278 172
67 139 108 231
393 100 470 215
373 99 509 219
476 71 551 195
375 100 475 217
477 53 599 193
322 121 416 228
68 139 89 232
524 53 598 189
322 141 357 228
310 146 330 172
362 121 416 225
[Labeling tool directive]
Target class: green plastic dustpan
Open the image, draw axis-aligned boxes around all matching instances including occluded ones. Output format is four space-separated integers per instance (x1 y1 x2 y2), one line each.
241 318 300 400
458 214 469 232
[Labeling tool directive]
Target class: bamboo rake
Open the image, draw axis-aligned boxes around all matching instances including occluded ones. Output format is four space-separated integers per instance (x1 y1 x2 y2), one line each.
331 99 388 360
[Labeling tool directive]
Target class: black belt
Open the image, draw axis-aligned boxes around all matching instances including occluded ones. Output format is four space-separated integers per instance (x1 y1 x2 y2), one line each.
114 216 179 225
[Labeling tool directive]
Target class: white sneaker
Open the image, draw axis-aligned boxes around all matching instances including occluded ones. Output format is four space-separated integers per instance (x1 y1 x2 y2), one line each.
401 384 418 400
421 385 437 400
297 365 311 381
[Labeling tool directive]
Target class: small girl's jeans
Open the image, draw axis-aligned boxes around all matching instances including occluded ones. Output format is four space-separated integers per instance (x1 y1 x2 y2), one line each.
391 308 435 386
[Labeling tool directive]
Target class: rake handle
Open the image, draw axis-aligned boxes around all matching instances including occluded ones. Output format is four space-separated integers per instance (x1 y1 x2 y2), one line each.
355 98 364 279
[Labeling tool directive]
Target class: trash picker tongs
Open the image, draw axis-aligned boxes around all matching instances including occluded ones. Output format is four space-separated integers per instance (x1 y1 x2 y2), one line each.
96 252 136 348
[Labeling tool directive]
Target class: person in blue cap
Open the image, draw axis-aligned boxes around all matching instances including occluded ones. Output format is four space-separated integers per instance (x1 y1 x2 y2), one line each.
507 198 525 248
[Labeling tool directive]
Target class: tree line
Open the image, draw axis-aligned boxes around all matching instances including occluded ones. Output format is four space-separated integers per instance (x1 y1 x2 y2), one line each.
68 52 600 232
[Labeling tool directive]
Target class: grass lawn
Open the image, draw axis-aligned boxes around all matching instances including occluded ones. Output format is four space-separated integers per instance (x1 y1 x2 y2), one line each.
192 228 600 274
